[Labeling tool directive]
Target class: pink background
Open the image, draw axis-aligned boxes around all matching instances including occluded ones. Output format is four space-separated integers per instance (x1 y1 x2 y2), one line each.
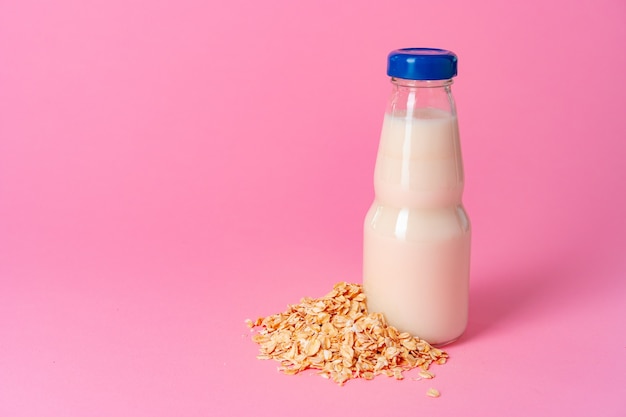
1 0 625 415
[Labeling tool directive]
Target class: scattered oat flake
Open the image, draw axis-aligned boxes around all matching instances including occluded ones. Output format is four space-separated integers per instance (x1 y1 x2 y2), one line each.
418 370 434 379
246 282 448 386
426 388 441 398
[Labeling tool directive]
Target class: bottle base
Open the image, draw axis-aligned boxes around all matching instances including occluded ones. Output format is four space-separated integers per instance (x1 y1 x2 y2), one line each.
430 331 464 348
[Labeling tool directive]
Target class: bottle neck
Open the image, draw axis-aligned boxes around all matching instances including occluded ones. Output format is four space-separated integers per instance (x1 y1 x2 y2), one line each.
391 78 453 89
388 77 456 117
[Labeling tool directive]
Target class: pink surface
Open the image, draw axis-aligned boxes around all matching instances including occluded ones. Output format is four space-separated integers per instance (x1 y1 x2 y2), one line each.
1 0 625 416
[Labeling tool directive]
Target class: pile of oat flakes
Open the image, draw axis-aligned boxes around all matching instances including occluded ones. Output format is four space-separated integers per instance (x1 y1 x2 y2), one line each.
247 282 447 394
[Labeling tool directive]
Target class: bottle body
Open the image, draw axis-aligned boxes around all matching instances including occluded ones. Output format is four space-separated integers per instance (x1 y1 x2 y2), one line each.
363 77 471 346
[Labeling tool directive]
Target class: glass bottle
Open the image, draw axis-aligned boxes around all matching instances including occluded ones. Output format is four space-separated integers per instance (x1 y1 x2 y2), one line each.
363 48 471 346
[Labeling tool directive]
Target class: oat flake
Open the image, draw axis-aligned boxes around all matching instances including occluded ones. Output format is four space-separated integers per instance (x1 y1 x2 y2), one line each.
248 282 448 385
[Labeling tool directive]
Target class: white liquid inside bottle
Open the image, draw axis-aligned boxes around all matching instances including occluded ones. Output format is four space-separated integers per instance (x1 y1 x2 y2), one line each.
363 108 471 346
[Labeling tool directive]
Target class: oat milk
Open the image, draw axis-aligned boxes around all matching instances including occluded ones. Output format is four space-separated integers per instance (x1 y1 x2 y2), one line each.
363 108 471 346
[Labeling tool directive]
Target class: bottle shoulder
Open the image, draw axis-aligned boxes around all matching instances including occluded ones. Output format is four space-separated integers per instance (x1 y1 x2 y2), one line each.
365 202 471 242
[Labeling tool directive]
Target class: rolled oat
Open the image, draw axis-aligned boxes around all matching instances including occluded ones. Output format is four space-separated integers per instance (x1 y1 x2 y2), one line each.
247 282 448 385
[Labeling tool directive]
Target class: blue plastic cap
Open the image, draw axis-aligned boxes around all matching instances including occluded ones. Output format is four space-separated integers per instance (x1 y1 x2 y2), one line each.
387 48 458 80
